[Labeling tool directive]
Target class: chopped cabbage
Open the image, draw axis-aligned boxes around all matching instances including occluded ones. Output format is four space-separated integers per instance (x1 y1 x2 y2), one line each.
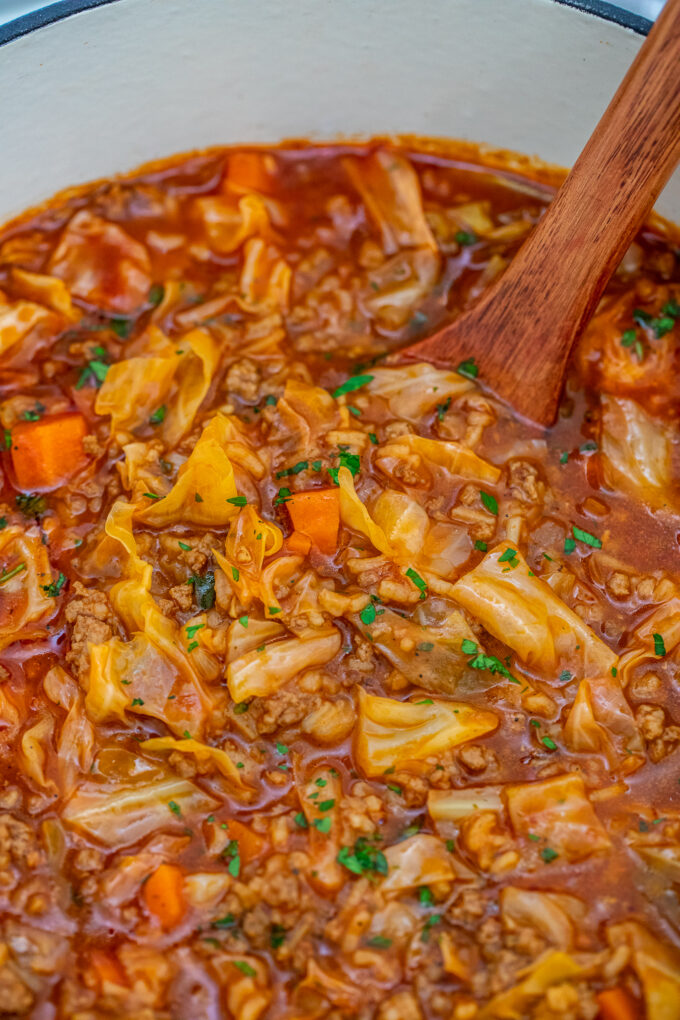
378 434 500 485
343 149 437 253
227 627 341 701
500 887 583 950
608 920 680 1020
367 364 473 422
601 394 676 509
479 951 585 1019
355 688 498 776
193 193 271 254
0 524 55 650
48 209 151 313
63 776 218 846
351 605 477 695
140 736 252 798
381 834 457 894
428 785 503 821
564 676 643 767
96 327 220 444
506 773 611 861
452 541 617 678
337 467 391 555
137 414 240 526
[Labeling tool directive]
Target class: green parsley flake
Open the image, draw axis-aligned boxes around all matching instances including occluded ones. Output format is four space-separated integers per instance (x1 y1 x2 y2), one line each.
313 817 332 833
332 374 374 399
457 357 479 379
480 491 498 515
541 847 559 863
360 602 377 626
178 541 191 551
0 563 26 586
653 632 667 657
149 405 166 425
366 935 392 948
328 449 361 484
474 540 487 552
238 615 249 628
455 230 477 246
232 961 256 977
227 496 248 506
462 639 519 685
168 801 181 817
41 572 67 597
542 736 557 751
405 567 427 599
572 525 602 549
186 623 205 640
276 460 309 479
369 432 379 445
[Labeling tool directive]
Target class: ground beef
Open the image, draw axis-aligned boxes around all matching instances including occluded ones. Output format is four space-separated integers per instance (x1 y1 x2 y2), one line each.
458 744 498 774
0 963 33 1016
168 583 194 611
252 689 319 735
64 581 117 679
225 358 260 403
0 814 42 878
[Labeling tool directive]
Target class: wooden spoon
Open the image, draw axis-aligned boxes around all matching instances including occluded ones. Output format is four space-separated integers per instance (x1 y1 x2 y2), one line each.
399 0 680 426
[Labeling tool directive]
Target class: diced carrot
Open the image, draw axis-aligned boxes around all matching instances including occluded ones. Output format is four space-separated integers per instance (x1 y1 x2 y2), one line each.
89 949 128 989
286 531 312 557
286 489 340 555
10 412 88 491
227 152 274 194
143 863 186 930
221 818 266 865
597 987 639 1020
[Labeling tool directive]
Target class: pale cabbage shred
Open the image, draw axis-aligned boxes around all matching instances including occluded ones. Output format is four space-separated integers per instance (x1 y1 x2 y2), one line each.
0 143 677 1017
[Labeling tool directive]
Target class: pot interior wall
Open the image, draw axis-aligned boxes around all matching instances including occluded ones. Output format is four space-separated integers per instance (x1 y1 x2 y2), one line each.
0 0 678 225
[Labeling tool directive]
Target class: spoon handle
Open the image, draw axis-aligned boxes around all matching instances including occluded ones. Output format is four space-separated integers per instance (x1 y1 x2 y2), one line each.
405 0 680 426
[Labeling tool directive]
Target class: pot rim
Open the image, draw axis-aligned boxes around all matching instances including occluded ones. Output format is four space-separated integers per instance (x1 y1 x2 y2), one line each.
0 0 652 48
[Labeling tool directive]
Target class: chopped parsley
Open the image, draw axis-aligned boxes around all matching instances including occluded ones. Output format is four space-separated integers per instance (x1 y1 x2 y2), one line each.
178 541 191 551
274 486 291 505
332 373 373 399
186 623 205 640
270 924 286 949
653 632 667 657
276 460 308 479
110 317 132 339
0 562 26 585
313 817 332 833
227 496 248 506
462 639 519 684
541 736 557 751
168 800 182 817
149 405 166 425
572 525 602 549
233 702 249 715
16 493 47 518
148 283 165 306
337 837 388 877
41 572 67 597
75 358 109 389
474 539 487 552
22 402 46 421
368 432 379 445
480 491 498 515
366 935 392 948
328 449 361 484
540 847 559 863
457 357 479 379
131 697 144 706
436 396 451 421
455 230 477 246
406 567 427 599
360 602 376 626
232 961 256 977
498 547 519 568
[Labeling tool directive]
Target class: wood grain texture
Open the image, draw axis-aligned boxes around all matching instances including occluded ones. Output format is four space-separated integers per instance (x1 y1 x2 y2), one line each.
399 0 680 426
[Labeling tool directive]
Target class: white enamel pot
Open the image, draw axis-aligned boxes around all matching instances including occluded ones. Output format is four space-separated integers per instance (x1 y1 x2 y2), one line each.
0 0 678 227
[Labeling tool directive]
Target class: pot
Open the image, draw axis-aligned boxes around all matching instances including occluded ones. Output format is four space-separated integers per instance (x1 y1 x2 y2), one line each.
0 0 678 228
